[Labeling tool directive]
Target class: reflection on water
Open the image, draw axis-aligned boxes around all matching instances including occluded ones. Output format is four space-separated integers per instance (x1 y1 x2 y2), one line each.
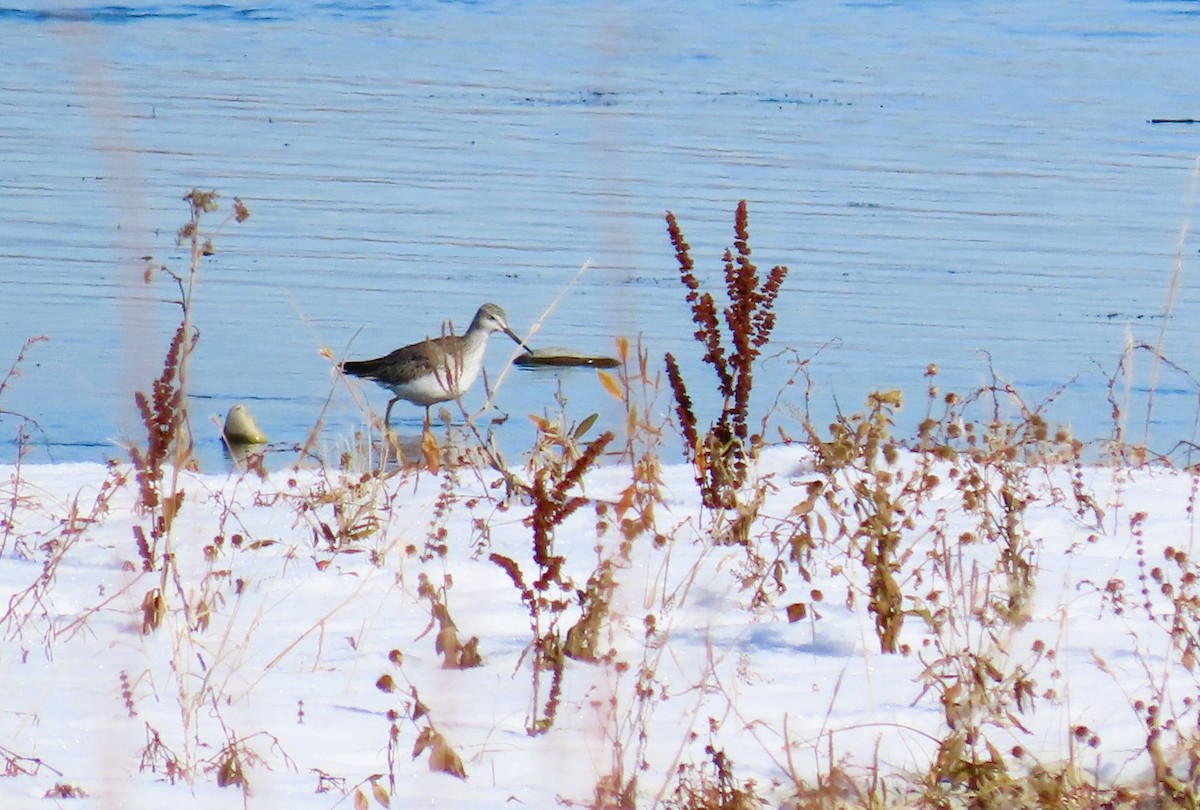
1 0 1199 469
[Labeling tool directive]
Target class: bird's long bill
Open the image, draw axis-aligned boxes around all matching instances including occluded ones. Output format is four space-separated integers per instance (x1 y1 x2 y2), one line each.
503 327 527 350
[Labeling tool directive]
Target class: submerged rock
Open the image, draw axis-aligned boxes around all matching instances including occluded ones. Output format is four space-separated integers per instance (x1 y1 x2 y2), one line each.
222 403 268 445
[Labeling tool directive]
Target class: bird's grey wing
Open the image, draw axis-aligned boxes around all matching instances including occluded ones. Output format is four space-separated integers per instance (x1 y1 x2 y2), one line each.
343 340 441 382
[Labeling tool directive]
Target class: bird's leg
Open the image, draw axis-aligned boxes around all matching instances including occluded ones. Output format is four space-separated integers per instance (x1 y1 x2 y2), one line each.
384 396 399 428
422 406 432 435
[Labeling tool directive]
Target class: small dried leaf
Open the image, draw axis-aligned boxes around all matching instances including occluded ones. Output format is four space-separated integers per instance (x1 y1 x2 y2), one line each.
141 588 165 635
411 692 429 721
614 484 637 519
376 674 397 693
412 727 433 757
597 370 622 400
421 431 440 473
789 498 815 518
573 413 599 440
371 779 390 808
454 636 483 669
216 752 244 787
354 788 369 810
436 625 457 658
785 603 807 623
427 733 467 779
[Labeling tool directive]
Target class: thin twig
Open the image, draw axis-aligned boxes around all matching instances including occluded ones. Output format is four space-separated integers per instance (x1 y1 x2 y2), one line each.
1145 156 1200 445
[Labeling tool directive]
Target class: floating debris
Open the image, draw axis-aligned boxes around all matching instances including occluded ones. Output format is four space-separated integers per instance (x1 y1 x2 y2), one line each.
513 347 619 369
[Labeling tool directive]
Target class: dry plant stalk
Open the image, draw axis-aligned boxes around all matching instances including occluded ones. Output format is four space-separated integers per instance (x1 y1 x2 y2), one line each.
665 745 763 810
1 460 127 653
416 573 482 669
375 648 468 797
0 335 48 457
490 424 614 734
129 190 248 632
808 389 914 652
664 200 787 511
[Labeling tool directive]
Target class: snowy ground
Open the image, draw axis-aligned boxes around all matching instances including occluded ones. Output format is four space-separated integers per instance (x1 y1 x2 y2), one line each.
2 442 1199 807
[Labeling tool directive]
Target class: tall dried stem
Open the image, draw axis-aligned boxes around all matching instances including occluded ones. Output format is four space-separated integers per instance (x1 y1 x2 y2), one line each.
130 189 249 630
664 200 787 512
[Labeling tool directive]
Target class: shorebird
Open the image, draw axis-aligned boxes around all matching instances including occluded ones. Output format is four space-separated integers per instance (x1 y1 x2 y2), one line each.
340 303 523 429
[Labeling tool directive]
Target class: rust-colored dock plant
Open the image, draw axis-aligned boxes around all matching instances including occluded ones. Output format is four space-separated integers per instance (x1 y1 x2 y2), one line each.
664 200 787 511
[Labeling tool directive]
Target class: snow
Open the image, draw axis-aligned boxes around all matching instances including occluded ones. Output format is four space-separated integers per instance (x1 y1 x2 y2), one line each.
3 443 1200 807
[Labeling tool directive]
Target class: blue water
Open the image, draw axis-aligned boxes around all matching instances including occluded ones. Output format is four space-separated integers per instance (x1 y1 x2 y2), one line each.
1 0 1199 468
